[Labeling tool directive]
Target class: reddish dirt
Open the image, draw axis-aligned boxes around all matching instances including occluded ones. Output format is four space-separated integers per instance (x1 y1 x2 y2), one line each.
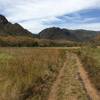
48 60 67 100
76 55 100 100
48 53 100 100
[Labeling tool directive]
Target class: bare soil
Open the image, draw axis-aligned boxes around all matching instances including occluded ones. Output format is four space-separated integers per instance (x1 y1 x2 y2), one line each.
48 59 67 100
48 53 100 100
76 55 100 100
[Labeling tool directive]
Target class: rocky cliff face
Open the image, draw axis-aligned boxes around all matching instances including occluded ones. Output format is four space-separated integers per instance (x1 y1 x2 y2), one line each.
0 15 8 24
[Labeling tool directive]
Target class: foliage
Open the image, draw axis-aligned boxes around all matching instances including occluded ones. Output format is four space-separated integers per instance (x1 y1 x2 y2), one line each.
0 36 84 47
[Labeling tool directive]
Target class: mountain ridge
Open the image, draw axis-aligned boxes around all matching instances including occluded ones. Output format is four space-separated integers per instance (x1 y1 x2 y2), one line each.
39 27 100 42
0 15 100 42
0 15 38 37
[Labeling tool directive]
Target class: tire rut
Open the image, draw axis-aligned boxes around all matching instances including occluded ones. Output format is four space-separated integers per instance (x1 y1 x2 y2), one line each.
75 55 100 100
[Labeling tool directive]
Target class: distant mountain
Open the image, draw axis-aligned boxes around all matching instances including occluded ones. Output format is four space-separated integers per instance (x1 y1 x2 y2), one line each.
91 34 100 43
70 29 100 42
39 27 100 42
0 15 100 43
0 15 37 37
39 27 75 41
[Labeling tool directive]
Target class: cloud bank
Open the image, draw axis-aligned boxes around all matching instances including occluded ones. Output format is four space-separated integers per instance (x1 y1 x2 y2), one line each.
0 0 100 33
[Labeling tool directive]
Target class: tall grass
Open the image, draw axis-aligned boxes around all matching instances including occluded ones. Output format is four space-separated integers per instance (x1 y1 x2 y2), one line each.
0 48 66 100
76 47 100 91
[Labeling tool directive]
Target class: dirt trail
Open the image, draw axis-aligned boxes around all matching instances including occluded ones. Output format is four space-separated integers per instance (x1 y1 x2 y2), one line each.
75 55 100 100
48 57 67 100
48 53 100 100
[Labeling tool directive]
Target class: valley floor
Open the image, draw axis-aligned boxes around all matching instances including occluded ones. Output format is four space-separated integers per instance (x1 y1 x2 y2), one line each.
48 53 100 100
0 47 100 100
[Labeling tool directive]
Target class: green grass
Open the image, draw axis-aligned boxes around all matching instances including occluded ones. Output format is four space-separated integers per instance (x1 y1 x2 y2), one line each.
0 52 13 59
0 47 66 100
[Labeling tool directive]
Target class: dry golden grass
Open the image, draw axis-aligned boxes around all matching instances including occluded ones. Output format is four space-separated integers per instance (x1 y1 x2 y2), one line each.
1 47 98 100
0 47 66 100
76 47 100 92
56 53 88 100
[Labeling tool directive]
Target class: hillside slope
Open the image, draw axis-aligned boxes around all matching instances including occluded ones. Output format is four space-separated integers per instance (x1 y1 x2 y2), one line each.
39 27 100 42
0 15 37 37
0 15 100 44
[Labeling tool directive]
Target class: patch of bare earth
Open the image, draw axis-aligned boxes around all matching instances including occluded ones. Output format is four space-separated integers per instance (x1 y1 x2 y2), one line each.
75 55 100 100
48 58 67 100
48 53 100 100
48 53 88 100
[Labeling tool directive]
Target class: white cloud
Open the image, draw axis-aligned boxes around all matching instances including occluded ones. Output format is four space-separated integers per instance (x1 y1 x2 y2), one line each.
0 0 100 33
60 22 100 32
72 23 100 31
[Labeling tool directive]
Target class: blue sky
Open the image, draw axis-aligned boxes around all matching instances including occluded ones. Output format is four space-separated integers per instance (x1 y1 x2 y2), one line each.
0 0 100 33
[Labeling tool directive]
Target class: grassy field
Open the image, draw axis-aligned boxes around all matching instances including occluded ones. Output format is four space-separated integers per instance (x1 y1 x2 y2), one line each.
0 47 66 100
56 53 88 100
76 47 100 92
0 47 100 100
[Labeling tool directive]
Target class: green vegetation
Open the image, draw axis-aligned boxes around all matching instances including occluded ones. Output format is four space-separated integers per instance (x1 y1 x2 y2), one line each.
0 36 39 47
0 36 84 47
76 47 100 91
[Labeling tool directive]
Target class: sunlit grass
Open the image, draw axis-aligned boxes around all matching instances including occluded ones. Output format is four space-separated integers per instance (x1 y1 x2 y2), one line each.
0 47 66 100
76 47 100 91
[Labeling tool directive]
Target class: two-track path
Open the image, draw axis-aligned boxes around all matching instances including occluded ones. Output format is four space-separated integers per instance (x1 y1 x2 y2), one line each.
48 56 67 100
48 52 100 100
